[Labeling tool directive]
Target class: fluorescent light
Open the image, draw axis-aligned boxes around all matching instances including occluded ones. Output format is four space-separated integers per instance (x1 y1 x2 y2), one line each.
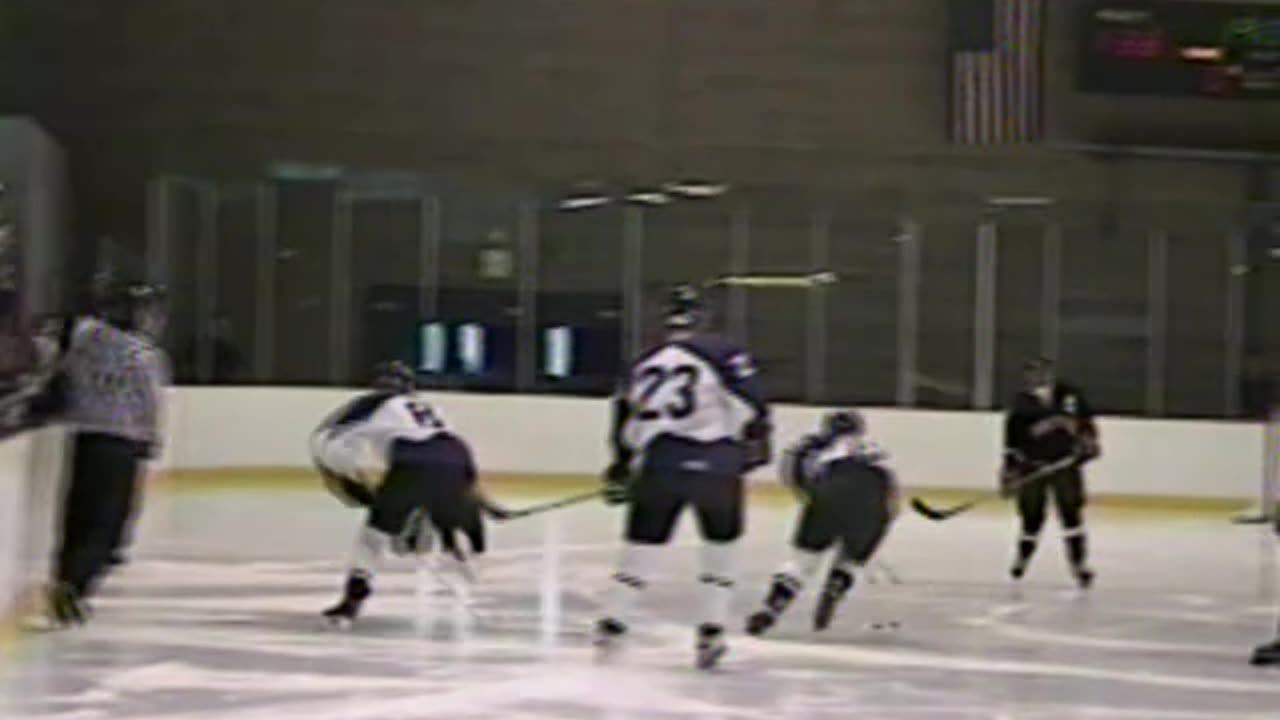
419 322 446 373
626 190 671 206
1181 46 1224 62
985 196 1055 209
458 323 485 375
544 326 573 378
557 194 613 211
663 180 730 198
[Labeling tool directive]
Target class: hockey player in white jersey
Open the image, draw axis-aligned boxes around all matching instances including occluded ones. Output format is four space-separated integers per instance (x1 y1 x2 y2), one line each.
595 285 772 669
746 410 899 635
312 361 484 627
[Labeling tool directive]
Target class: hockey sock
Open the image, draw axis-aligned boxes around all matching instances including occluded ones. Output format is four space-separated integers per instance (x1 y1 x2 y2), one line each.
699 541 736 630
351 524 390 579
1018 535 1038 563
1064 527 1088 568
1012 534 1039 576
601 542 659 629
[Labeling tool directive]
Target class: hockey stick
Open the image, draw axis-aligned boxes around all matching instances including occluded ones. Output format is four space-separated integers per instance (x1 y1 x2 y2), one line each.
909 454 1082 522
482 489 604 522
1231 509 1277 526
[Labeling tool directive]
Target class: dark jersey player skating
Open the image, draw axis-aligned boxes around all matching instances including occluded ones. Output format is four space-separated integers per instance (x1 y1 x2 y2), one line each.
1003 358 1100 588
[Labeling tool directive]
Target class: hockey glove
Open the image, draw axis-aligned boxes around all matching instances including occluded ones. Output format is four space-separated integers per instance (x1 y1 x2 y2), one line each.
742 418 773 472
999 451 1029 499
1077 434 1101 463
602 459 632 506
322 468 375 508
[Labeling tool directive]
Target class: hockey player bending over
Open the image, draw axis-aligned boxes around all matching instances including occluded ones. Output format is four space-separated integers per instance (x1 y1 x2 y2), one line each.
596 285 772 669
746 410 898 636
312 361 484 628
1003 358 1100 588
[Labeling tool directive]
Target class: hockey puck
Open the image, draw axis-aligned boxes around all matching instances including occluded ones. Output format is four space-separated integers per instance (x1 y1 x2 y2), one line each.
868 621 901 632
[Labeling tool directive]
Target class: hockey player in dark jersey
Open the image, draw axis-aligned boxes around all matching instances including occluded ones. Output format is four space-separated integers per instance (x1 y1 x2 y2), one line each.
1003 358 1100 588
746 410 898 635
595 284 771 669
311 361 488 628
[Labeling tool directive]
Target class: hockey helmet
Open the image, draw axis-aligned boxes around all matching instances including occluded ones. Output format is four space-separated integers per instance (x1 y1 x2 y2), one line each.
663 283 704 329
1023 356 1055 388
822 409 865 438
372 360 416 393
101 281 168 334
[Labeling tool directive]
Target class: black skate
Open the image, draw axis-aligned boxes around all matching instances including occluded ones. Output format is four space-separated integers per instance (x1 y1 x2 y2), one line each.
1250 638 1280 667
47 583 90 628
322 573 370 630
696 624 727 670
593 617 627 659
746 611 776 637
747 574 800 637
1010 558 1029 580
813 569 853 632
322 599 361 630
1073 565 1095 590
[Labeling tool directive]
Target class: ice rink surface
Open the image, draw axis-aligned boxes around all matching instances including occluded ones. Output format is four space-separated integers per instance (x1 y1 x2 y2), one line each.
3 484 1279 720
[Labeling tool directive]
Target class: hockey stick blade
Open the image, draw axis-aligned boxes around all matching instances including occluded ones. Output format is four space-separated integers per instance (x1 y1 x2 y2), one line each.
1231 513 1276 526
909 455 1081 523
909 496 977 521
485 490 604 522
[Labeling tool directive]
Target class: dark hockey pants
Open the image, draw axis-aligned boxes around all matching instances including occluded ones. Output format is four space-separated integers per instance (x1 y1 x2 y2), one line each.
793 478 893 564
56 433 143 597
1017 468 1085 536
369 462 483 555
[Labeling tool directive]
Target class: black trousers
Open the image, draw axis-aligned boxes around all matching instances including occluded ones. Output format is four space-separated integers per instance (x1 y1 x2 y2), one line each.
1017 468 1086 536
625 468 744 544
56 432 144 597
793 478 893 564
369 462 480 555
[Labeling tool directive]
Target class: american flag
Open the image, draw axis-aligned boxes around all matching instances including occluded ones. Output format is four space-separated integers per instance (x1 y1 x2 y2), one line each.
948 0 1045 145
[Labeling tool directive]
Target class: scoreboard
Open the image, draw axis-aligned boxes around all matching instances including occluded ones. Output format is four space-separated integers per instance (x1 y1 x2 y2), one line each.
1079 1 1280 98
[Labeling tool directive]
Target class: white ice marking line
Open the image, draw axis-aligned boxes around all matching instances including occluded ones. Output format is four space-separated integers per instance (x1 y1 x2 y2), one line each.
97 661 424 695
964 602 1246 657
552 581 1280 702
113 663 757 720
726 634 1280 695
1105 608 1263 626
7 711 110 720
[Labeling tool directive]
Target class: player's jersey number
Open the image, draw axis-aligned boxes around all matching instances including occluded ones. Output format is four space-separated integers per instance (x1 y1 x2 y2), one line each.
635 364 700 421
405 400 444 428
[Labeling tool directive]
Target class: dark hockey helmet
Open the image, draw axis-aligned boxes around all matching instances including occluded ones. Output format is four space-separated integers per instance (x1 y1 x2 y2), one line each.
663 283 704 329
1023 356 1055 388
101 281 168 332
822 409 865 438
372 360 416 393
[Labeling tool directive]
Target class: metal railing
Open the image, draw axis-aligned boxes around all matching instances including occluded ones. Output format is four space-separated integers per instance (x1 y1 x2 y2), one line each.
141 172 1276 419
